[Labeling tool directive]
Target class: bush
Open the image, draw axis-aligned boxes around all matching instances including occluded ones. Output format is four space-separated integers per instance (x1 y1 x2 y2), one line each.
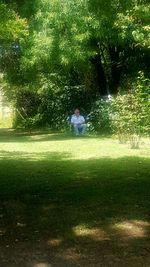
112 72 150 148
88 97 113 134
34 77 96 131
13 78 96 131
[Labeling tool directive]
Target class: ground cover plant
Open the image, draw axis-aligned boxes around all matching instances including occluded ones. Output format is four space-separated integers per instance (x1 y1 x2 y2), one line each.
0 129 150 267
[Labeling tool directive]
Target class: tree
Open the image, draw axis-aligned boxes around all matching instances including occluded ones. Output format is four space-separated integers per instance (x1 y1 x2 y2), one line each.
1 0 149 130
0 2 28 43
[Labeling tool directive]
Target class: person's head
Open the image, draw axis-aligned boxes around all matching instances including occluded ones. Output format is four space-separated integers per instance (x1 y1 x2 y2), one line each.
74 108 80 116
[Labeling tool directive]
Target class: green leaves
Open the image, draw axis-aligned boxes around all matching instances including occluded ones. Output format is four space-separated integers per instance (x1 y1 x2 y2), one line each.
0 2 28 43
1 0 149 131
114 3 150 47
112 72 150 147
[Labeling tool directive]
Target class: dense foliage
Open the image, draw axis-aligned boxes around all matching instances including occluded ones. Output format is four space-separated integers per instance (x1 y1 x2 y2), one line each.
112 72 150 147
0 0 149 134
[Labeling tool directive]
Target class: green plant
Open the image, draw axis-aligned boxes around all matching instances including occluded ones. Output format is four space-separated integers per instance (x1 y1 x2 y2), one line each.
88 98 113 134
112 72 150 148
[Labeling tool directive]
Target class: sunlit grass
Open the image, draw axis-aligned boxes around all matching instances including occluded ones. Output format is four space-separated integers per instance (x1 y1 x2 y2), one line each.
0 132 149 160
112 220 150 239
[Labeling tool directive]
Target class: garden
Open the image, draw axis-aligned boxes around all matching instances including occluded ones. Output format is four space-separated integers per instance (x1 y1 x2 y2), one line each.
0 0 149 266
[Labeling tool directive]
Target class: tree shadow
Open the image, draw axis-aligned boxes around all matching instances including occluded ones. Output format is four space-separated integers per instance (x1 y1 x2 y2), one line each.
0 151 150 266
0 150 72 161
0 128 105 143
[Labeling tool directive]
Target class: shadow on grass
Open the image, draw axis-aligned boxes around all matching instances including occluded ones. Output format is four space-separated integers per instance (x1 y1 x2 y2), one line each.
0 150 72 161
0 150 150 266
0 128 103 143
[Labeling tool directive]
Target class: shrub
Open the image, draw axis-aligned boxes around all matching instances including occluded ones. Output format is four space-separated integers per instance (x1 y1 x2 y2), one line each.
112 72 150 148
13 76 96 131
88 98 113 134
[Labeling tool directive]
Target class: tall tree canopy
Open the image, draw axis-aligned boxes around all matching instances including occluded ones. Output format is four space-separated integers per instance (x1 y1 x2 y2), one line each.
0 0 149 128
0 2 27 43
2 0 150 89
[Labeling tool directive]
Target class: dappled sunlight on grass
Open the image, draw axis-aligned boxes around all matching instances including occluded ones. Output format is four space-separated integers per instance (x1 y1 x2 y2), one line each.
0 133 149 161
34 264 51 267
0 150 71 161
0 131 150 266
112 220 150 239
72 219 150 243
58 247 82 262
47 238 62 247
73 224 110 241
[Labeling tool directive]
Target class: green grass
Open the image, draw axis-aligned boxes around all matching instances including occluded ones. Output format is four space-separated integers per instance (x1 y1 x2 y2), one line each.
0 130 150 266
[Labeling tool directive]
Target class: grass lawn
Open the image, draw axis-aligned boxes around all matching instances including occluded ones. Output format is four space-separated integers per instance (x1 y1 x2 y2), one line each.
0 129 150 267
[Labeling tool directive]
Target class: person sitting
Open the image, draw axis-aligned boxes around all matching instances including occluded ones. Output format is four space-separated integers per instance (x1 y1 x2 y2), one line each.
71 109 86 136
